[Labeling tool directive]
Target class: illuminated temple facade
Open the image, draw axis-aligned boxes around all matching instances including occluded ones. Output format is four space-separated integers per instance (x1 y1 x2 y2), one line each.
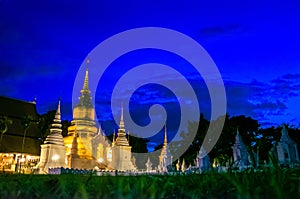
63 68 135 171
109 107 136 171
38 100 66 173
158 126 172 172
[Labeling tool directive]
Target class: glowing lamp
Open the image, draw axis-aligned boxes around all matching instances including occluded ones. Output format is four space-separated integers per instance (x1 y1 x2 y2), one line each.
52 154 59 161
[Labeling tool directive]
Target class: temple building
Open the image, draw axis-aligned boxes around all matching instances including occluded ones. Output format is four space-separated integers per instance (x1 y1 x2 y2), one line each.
64 67 110 169
195 147 210 173
38 100 66 173
109 106 136 171
275 125 299 167
232 129 251 170
158 125 172 172
0 96 41 173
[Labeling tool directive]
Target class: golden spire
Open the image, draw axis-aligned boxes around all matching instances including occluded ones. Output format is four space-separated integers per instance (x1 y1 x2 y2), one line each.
83 66 89 91
164 124 168 146
78 59 92 107
119 102 125 130
115 103 130 146
112 130 116 146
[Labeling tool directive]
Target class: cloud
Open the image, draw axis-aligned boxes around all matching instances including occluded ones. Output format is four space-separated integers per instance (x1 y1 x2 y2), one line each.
200 24 244 38
225 73 300 127
281 73 300 80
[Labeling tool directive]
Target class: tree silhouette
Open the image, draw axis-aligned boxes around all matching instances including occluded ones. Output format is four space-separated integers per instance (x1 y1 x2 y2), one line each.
179 113 209 166
177 114 261 167
0 116 12 151
38 110 56 140
38 110 70 140
21 115 34 155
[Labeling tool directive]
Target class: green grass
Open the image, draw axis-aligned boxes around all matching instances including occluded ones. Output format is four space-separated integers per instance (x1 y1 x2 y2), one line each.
0 168 299 199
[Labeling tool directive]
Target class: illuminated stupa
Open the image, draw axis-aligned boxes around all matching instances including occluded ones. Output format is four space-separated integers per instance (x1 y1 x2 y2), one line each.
64 63 110 169
158 125 172 172
109 106 136 171
276 125 299 167
195 147 210 173
232 129 251 170
38 100 66 173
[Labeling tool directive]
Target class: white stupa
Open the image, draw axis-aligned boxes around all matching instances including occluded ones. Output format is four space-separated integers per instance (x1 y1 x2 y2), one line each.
196 147 210 173
38 100 66 173
158 125 172 173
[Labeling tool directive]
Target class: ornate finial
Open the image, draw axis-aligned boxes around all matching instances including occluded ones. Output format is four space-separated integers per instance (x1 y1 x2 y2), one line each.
32 96 37 104
164 124 168 146
54 99 61 121
119 102 125 129
121 102 124 121
82 59 90 91
83 67 89 91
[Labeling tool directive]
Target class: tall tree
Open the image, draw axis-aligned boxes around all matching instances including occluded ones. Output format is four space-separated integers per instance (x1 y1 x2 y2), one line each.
177 114 261 167
178 113 210 166
256 126 281 163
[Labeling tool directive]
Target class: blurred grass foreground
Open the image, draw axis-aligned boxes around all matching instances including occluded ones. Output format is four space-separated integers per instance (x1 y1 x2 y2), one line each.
0 168 299 199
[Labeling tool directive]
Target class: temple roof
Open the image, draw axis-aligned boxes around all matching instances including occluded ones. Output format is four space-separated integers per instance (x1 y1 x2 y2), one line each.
0 96 42 155
0 96 39 121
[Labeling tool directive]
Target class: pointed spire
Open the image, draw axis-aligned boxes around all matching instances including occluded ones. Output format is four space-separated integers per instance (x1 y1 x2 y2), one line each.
112 130 116 146
44 99 63 145
78 59 92 106
164 124 168 146
114 103 130 146
176 158 181 171
54 98 61 121
83 66 89 91
32 96 37 104
235 127 243 145
280 124 294 143
52 99 62 125
119 102 125 130
181 158 186 172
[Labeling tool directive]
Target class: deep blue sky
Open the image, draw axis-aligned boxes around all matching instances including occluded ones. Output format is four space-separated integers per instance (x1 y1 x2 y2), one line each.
0 0 300 136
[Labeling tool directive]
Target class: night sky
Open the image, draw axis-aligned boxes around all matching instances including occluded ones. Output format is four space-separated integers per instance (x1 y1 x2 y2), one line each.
1 0 300 140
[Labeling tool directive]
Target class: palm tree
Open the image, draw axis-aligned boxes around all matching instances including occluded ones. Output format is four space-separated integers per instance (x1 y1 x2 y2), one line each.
21 115 33 155
0 116 12 151
18 115 34 173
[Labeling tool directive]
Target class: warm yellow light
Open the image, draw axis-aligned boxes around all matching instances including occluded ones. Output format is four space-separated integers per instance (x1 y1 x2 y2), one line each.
20 157 25 162
52 154 59 161
107 148 112 162
98 158 104 163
